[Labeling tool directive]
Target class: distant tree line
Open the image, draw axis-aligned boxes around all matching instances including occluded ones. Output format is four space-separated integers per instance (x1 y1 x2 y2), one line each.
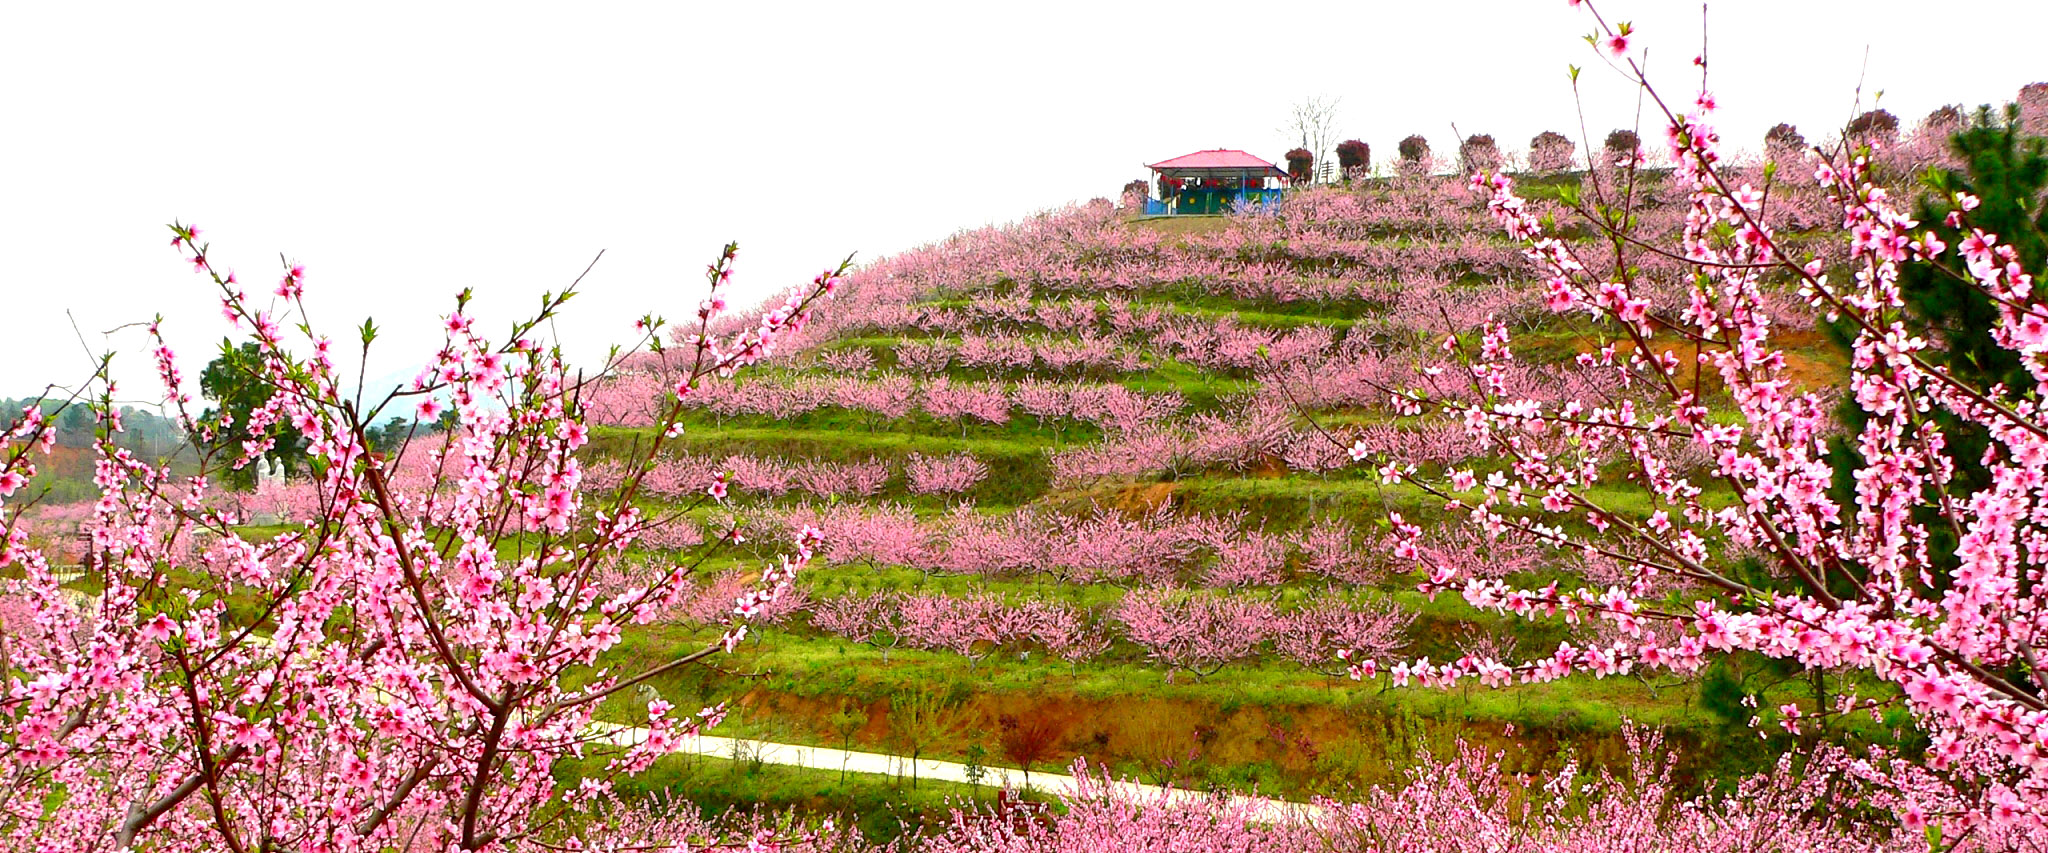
5 341 442 493
0 397 185 455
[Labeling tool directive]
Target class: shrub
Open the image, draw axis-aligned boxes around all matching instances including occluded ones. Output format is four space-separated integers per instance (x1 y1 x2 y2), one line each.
1458 133 1501 173
1120 179 1149 210
996 712 1066 789
1283 147 1314 183
1396 134 1430 176
1602 128 1640 157
1335 138 1370 174
1846 108 1899 144
2022 82 2048 134
1922 104 1965 135
1764 122 1806 156
1397 134 1429 162
1528 130 1575 172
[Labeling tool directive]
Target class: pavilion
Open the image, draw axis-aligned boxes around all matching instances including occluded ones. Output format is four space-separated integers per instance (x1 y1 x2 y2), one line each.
1143 149 1288 215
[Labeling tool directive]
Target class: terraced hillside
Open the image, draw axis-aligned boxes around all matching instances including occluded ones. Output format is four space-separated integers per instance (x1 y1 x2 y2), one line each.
568 158 1907 814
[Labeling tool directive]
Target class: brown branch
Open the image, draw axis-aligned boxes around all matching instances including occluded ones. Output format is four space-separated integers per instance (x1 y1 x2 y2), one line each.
356 757 440 838
115 745 249 848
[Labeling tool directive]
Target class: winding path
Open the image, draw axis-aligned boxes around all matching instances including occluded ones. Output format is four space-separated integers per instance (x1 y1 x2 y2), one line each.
592 726 1326 823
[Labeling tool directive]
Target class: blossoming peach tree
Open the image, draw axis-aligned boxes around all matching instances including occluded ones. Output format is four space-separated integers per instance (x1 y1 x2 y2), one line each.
0 229 848 850
1342 1 2048 842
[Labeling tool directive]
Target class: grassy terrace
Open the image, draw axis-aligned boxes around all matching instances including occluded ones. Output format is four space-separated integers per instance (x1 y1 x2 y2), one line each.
586 599 1903 803
908 291 1386 330
555 751 1048 842
593 622 1700 797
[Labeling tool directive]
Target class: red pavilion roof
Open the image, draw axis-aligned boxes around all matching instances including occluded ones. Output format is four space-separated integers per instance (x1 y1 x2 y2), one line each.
1145 149 1287 177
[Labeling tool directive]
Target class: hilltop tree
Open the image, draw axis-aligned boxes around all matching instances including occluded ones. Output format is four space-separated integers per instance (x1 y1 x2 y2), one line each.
1764 122 1807 162
1922 104 1965 136
0 399 182 456
1846 108 1900 146
1529 130 1575 172
1764 122 1805 147
2021 81 2048 134
1283 147 1314 184
1602 128 1641 164
1335 138 1370 176
1396 134 1430 175
1459 133 1502 173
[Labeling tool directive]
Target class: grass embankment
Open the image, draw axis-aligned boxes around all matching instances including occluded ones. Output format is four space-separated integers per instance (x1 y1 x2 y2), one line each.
557 751 1051 842
586 573 1872 804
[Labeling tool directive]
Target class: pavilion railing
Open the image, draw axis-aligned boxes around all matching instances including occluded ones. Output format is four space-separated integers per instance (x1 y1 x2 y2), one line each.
1143 188 1284 216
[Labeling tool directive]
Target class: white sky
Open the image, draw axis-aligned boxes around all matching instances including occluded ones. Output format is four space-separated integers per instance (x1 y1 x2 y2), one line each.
3 0 2044 406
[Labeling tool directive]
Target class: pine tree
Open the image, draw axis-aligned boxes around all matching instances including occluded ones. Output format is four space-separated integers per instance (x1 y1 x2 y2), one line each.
1828 104 2048 572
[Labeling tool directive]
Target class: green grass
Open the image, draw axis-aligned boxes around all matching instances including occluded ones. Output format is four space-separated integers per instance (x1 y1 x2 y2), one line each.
1126 286 1382 322
555 750 1051 843
590 424 1055 507
651 424 1049 462
1115 360 1262 403
587 617 1742 797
